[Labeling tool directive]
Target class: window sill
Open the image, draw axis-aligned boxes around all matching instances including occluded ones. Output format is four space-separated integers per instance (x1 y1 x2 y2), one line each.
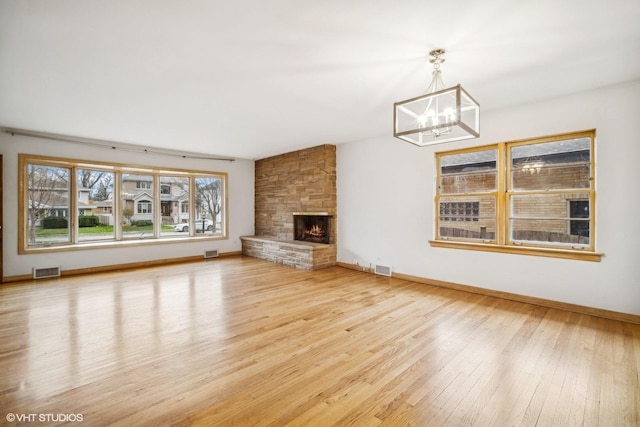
429 240 603 262
20 235 227 255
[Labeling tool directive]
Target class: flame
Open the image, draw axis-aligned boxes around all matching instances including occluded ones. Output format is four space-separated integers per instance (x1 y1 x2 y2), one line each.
307 224 323 236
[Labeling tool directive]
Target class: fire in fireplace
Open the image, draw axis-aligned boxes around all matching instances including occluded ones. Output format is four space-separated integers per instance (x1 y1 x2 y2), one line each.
293 213 331 244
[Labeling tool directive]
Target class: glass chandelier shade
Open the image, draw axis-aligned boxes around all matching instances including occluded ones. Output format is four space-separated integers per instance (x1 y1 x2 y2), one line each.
394 49 480 146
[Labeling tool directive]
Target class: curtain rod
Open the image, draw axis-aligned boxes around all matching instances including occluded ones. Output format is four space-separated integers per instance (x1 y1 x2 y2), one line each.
1 127 236 162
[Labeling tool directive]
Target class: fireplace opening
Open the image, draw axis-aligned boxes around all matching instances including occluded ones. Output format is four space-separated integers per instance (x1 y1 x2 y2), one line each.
294 213 331 244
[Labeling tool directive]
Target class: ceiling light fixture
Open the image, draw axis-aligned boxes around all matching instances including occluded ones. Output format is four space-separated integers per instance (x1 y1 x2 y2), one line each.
393 49 479 146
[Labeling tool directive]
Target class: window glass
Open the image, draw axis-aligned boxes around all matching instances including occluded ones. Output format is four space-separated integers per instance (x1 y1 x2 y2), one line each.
508 137 592 249
27 163 71 246
569 200 590 237
438 196 496 241
122 173 154 240
509 193 590 246
510 138 590 191
438 148 497 242
160 176 190 237
77 169 115 242
440 149 497 194
195 176 224 236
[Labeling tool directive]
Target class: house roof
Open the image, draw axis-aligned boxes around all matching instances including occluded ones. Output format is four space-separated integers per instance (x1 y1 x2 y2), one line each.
123 175 153 182
441 137 591 167
1 1 639 160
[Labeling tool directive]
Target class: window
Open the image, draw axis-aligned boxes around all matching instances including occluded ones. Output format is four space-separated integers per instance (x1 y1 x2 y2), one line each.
438 148 497 242
137 200 152 214
19 154 228 253
25 162 71 245
432 130 599 261
123 173 154 239
195 176 225 235
78 168 114 242
569 200 589 237
160 176 190 238
439 202 480 222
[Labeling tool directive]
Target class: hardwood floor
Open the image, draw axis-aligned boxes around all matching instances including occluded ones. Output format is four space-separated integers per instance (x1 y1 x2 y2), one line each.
1 256 638 426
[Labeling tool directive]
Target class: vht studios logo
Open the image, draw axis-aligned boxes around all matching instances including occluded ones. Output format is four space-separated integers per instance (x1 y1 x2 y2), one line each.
6 413 84 423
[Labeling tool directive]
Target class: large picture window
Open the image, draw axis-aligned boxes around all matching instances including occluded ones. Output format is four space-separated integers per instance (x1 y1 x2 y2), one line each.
19 155 228 253
432 130 599 261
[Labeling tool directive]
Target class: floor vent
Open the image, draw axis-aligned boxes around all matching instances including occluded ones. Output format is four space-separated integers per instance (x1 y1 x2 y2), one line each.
204 249 219 259
33 266 61 279
374 264 392 277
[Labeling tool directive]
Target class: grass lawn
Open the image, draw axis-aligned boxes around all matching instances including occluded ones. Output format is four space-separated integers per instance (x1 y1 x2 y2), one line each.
36 225 174 236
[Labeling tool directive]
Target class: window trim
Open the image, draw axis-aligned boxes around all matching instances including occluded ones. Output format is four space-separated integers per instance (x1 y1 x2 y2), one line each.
430 129 602 261
19 154 229 254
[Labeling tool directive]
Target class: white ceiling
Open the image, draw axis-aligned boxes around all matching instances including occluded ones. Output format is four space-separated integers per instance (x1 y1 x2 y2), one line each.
1 1 639 160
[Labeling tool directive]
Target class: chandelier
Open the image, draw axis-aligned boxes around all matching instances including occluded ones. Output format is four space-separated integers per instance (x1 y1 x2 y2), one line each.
393 49 480 146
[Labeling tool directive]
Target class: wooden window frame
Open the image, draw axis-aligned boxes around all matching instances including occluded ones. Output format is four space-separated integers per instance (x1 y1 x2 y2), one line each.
430 130 602 262
18 154 229 254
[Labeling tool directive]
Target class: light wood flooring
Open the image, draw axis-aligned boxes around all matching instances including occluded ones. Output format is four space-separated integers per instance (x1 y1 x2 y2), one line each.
1 256 639 426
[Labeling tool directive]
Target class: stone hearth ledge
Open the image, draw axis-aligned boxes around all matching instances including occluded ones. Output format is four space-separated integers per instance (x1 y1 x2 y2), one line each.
240 235 336 270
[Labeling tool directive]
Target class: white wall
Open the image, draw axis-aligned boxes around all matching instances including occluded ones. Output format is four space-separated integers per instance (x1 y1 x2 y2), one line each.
337 79 640 316
0 133 255 278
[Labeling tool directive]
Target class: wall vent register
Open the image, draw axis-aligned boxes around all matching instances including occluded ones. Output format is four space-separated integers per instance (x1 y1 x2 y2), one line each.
33 266 61 279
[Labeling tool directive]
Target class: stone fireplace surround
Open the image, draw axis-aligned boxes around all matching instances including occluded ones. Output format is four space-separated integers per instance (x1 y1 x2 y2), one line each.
241 145 337 270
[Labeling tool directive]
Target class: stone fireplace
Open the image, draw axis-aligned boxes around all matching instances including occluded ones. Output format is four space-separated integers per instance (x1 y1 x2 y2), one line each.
241 144 337 270
294 213 331 244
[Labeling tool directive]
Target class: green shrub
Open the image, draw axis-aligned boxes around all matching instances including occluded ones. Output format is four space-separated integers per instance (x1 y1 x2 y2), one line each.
130 220 153 227
79 215 99 227
42 216 68 229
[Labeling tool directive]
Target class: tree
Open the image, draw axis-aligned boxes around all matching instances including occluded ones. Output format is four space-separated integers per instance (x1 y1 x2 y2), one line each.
27 163 70 242
78 169 113 201
78 169 104 189
195 177 222 230
93 180 110 201
122 208 134 225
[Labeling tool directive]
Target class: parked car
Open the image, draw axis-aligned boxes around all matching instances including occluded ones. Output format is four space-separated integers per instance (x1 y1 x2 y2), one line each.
174 219 213 232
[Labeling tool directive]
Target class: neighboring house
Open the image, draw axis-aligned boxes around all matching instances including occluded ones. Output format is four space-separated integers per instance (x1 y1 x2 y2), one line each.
439 141 590 244
94 201 114 215
28 184 113 225
28 173 210 228
121 174 189 225
78 186 105 217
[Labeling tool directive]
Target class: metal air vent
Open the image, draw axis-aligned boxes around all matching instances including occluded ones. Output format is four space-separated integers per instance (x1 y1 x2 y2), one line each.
204 249 219 259
33 266 61 279
374 264 392 277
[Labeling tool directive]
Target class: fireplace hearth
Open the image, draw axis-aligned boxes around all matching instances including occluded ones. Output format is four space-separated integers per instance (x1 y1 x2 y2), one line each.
294 213 331 244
